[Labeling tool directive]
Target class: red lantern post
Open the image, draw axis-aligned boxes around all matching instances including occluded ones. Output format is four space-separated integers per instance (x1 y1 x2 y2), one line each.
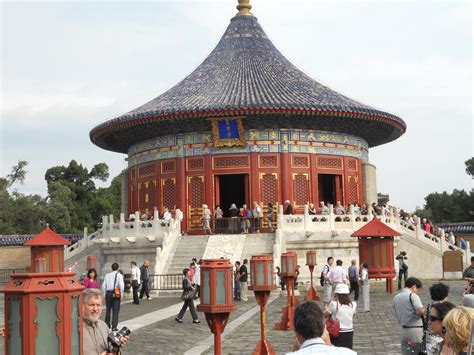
2 226 84 355
249 255 276 355
197 259 237 355
275 251 299 331
86 255 97 270
305 250 320 301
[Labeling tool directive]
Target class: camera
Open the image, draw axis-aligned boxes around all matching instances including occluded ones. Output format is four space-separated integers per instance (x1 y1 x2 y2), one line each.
401 251 407 256
108 326 131 349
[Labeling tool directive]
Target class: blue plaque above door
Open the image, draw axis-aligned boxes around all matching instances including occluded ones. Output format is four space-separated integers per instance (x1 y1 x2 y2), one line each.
211 117 246 148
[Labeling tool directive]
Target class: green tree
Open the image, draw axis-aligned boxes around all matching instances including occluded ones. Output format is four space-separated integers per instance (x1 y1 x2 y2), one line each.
466 157 474 177
45 160 112 232
6 160 28 188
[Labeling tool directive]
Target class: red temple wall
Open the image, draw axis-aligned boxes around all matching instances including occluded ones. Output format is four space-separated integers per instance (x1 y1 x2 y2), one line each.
128 153 364 231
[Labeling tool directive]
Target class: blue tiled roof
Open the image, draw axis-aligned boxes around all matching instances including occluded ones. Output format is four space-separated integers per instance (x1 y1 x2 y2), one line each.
91 10 406 153
437 223 474 234
0 234 83 246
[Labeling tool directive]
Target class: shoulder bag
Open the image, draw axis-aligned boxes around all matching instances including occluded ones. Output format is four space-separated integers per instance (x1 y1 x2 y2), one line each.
325 302 340 338
181 279 196 301
113 273 121 300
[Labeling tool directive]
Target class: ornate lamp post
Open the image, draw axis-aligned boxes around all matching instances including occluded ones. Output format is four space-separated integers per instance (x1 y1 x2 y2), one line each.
2 226 84 355
305 250 320 301
249 255 276 355
197 259 236 355
86 255 97 270
275 251 299 331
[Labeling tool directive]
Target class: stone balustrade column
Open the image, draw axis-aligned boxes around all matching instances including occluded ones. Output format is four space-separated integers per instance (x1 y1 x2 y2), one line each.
415 222 421 240
278 205 284 231
466 242 471 263
349 204 355 230
135 211 140 236
102 216 108 238
328 204 334 231
304 204 309 234
120 213 125 223
84 227 89 248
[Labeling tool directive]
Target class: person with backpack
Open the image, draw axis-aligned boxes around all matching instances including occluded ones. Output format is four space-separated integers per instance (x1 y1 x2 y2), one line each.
321 257 334 310
396 251 408 290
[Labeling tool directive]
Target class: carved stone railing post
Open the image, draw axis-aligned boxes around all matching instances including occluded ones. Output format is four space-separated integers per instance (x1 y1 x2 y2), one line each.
349 204 355 230
328 204 334 230
84 227 89 248
278 205 284 231
135 211 140 236
303 204 309 234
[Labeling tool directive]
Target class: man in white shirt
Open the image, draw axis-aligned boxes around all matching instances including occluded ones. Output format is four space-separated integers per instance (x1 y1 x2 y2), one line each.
130 261 141 305
327 259 347 290
448 232 456 245
286 301 356 354
102 263 125 331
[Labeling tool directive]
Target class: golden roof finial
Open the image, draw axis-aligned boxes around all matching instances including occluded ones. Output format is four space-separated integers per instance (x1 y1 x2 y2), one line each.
236 0 253 17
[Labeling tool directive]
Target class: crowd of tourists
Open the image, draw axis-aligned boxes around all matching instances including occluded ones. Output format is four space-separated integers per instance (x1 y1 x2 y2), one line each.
397 209 463 248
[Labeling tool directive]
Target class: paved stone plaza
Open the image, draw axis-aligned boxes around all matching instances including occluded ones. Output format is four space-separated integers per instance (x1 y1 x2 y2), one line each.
0 280 468 354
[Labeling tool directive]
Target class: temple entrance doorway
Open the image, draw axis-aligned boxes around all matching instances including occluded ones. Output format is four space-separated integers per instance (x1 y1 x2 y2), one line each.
215 174 249 217
318 174 343 205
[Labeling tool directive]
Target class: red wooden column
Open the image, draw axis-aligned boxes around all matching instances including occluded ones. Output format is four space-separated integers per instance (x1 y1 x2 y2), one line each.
250 154 259 203
176 157 187 230
310 155 319 204
204 155 213 206
280 153 291 203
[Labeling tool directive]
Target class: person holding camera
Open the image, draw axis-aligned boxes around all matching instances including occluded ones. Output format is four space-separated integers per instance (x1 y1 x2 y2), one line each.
396 251 408 290
83 288 129 355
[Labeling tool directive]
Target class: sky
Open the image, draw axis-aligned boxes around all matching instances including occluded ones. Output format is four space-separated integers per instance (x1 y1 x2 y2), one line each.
1 0 472 211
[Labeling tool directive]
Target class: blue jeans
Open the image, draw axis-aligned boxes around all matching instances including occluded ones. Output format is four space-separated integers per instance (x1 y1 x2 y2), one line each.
234 280 241 300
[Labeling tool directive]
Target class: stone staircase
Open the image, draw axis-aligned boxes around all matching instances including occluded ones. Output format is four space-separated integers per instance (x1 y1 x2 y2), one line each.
167 235 210 274
240 233 275 262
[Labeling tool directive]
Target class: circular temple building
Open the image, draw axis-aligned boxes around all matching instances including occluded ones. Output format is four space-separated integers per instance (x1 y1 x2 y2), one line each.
90 0 406 232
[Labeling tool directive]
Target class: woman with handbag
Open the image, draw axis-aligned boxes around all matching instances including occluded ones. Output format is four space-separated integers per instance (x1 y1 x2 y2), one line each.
175 268 201 324
324 283 357 349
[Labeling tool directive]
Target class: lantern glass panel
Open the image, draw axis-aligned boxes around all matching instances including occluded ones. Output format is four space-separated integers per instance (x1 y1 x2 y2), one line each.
55 251 61 272
45 254 50 272
35 297 60 354
257 262 264 286
9 298 22 355
282 258 287 273
71 295 80 355
216 270 226 304
289 256 294 273
202 270 210 305
267 262 273 286
376 245 381 266
229 272 233 303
